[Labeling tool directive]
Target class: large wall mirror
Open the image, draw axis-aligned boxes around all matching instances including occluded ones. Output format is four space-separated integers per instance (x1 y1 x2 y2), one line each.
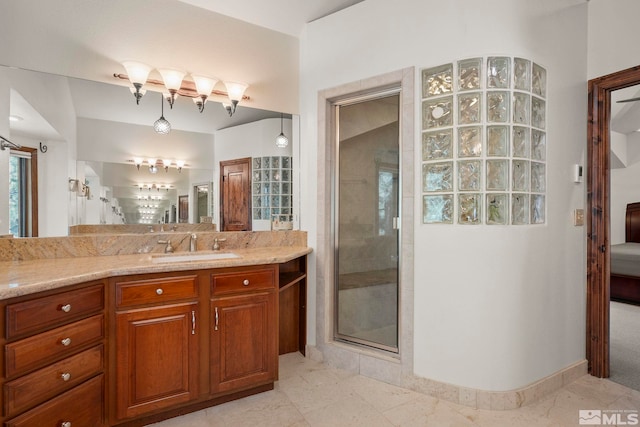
0 65 298 237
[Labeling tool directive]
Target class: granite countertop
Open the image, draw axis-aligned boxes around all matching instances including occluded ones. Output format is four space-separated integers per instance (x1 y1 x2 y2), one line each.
0 246 312 300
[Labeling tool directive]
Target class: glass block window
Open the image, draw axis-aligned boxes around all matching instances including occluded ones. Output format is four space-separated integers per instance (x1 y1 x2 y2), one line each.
420 57 546 225
251 156 293 221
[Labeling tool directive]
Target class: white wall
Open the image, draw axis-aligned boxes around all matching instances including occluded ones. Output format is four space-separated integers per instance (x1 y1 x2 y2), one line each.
300 0 588 391
213 118 293 229
587 0 640 80
0 68 76 236
11 135 70 236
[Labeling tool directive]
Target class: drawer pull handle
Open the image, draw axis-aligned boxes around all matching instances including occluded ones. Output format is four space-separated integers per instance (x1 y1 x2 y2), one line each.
61 337 72 346
214 307 219 331
61 304 72 313
191 310 196 335
61 372 71 381
61 422 71 427
243 279 250 286
156 288 163 295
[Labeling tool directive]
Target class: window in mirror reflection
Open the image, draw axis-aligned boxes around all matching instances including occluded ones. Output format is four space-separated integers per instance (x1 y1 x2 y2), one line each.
9 147 38 237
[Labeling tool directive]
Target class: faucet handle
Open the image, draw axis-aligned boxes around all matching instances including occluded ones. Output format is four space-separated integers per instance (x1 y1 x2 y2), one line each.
158 239 174 253
213 237 227 251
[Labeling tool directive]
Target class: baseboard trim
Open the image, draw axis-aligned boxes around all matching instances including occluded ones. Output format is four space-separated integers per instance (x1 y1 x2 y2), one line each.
307 344 587 411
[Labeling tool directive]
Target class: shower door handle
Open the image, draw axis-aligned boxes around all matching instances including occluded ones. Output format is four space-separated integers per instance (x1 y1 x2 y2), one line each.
392 217 400 230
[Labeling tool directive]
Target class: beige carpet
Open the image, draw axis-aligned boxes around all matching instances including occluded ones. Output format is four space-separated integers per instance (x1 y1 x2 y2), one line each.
610 301 640 391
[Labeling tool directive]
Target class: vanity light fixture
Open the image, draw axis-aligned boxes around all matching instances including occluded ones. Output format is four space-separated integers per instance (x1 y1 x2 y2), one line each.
157 68 185 108
116 65 250 117
275 113 288 148
130 158 187 173
223 81 249 116
153 93 171 135
191 74 218 113
122 61 152 104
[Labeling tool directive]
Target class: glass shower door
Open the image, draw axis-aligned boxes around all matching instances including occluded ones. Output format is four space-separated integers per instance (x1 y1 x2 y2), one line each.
335 91 400 352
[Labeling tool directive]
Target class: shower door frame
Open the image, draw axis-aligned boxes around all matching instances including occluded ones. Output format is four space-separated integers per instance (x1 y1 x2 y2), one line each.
332 88 402 354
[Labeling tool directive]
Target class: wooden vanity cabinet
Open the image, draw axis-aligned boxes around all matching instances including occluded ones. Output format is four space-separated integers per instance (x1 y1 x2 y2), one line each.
1 281 106 426
278 255 307 355
1 256 303 426
111 273 203 422
210 266 278 394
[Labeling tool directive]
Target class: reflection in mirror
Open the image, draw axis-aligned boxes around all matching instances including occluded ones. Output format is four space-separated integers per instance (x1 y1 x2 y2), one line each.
610 84 640 245
0 65 297 236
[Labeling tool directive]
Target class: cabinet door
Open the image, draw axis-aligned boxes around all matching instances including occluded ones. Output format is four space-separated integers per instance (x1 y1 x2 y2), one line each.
115 302 199 420
210 292 276 394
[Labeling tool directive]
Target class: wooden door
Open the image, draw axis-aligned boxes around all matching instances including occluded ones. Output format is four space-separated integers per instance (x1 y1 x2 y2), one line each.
220 158 251 231
115 302 199 420
178 195 188 223
210 292 276 394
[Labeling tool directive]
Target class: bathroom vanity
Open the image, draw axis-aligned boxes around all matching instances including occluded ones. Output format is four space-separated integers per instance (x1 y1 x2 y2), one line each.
0 241 309 427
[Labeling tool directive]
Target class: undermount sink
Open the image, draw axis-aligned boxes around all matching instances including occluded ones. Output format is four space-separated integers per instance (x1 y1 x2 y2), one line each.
151 252 240 264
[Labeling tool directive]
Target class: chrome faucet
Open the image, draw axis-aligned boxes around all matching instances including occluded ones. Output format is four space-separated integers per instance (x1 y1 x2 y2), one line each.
158 239 174 253
190 233 197 252
213 238 226 251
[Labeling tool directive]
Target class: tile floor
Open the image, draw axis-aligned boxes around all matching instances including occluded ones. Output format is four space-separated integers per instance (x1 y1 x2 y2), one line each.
150 352 640 426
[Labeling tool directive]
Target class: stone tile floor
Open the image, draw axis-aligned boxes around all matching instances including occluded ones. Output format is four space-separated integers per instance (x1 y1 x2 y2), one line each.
150 352 640 426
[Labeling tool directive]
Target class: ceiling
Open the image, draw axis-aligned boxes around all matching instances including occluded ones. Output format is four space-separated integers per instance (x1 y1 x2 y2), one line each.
4 0 366 142
178 0 366 37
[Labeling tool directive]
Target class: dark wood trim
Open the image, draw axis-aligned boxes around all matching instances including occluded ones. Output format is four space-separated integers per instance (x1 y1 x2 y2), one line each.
587 64 640 378
11 146 38 237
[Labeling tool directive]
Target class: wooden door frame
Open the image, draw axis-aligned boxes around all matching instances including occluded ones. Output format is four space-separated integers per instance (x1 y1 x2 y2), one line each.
587 64 640 378
219 157 252 232
10 146 38 237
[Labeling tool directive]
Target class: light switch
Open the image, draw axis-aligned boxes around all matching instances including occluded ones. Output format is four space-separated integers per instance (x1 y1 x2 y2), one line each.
574 209 584 226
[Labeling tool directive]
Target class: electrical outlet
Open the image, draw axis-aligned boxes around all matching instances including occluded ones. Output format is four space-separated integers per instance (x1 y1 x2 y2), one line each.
574 209 584 226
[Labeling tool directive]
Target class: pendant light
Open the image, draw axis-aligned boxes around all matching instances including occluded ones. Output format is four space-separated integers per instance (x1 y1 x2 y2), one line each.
153 93 171 135
275 113 288 148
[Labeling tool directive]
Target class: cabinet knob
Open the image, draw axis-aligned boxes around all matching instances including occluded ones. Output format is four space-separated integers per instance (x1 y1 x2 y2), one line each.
243 279 250 286
156 288 163 295
61 372 71 381
61 304 72 313
61 422 71 427
61 337 72 346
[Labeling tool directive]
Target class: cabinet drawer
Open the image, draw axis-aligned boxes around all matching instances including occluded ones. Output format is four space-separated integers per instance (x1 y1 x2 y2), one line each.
5 374 104 427
5 314 104 378
115 275 198 308
4 344 104 417
211 268 276 295
6 284 104 340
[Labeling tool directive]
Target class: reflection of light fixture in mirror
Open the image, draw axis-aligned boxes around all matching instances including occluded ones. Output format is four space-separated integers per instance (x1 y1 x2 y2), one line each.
153 94 171 135
163 159 172 172
191 74 218 113
275 113 288 148
157 68 185 108
223 81 248 116
122 61 151 104
133 157 143 170
176 159 185 173
147 158 158 174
